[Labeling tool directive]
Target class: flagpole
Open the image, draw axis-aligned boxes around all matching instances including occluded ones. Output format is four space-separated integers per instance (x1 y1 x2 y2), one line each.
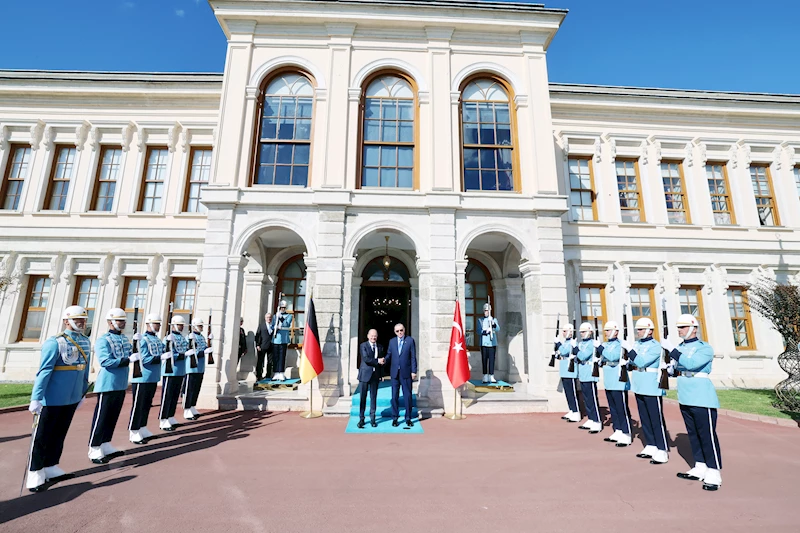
444 280 465 421
300 287 322 419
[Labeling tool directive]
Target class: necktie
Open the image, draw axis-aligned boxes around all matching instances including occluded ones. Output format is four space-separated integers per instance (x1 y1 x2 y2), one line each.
372 344 377 358
398 338 404 354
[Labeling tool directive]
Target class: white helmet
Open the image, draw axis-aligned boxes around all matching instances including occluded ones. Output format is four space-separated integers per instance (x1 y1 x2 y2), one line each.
677 313 699 339
279 300 287 308
105 307 126 332
63 305 88 333
145 313 162 324
603 321 619 332
191 317 204 327
171 315 186 326
483 303 492 312
579 321 594 339
635 317 654 330
561 323 574 338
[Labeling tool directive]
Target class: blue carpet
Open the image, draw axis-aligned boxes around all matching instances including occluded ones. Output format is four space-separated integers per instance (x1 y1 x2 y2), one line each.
255 378 301 385
468 379 513 388
345 381 423 434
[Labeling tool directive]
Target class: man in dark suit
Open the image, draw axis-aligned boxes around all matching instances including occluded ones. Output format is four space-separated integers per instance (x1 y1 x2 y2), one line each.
254 312 273 381
238 317 247 365
384 323 417 428
357 329 384 429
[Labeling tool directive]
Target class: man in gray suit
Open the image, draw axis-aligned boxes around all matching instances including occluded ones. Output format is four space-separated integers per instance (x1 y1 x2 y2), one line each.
357 329 384 429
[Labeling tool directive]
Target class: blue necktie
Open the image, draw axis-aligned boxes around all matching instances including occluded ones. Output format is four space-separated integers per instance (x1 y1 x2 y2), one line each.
398 338 403 354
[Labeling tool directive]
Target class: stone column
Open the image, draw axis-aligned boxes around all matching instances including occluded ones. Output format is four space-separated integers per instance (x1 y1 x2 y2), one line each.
240 271 265 380
340 258 355 397
348 275 362 393
426 27 453 191
520 262 541 394
219 255 246 398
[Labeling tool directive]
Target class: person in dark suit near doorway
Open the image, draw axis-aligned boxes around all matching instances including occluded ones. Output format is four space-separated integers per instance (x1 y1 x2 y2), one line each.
357 329 384 428
254 313 273 381
238 317 248 365
384 323 417 428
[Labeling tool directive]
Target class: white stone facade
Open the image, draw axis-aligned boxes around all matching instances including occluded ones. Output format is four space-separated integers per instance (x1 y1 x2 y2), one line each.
1 1 797 413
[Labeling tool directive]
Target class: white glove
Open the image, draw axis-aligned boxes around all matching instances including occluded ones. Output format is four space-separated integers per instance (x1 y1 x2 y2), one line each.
660 338 675 352
160 352 173 361
207 333 214 341
29 400 42 415
130 353 140 362
204 348 213 356
185 349 196 357
620 339 633 351
570 339 577 348
592 339 601 348
553 336 563 345
132 333 141 341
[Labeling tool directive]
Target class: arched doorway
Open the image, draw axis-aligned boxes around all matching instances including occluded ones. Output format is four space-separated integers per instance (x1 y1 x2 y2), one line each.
358 257 411 365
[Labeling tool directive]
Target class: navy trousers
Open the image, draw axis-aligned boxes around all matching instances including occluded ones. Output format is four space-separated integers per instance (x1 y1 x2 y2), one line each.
129 382 157 431
561 377 580 412
159 376 183 420
636 394 669 451
580 381 601 423
30 403 78 471
481 346 496 374
680 404 722 469
89 390 126 446
606 390 632 434
390 376 413 422
183 374 204 409
273 343 287 373
358 377 380 423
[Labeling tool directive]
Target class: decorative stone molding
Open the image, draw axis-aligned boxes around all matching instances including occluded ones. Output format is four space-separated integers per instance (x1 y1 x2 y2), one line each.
61 257 74 283
514 94 528 109
211 127 218 149
640 140 649 165
561 136 569 161
602 135 616 164
227 256 248 270
703 266 714 295
167 123 181 153
30 120 45 151
773 146 783 170
88 125 100 152
783 142 796 163
245 86 259 100
195 258 203 282
98 254 113 286
348 88 362 102
671 264 680 294
606 264 615 293
75 121 90 151
108 257 122 287
656 265 665 294
729 145 739 169
450 91 461 105
13 255 28 279
42 124 56 151
649 138 662 166
49 254 65 283
0 125 8 152
136 127 148 153
685 142 694 167
694 141 707 167
180 128 192 153
147 253 162 283
121 122 135 152
594 138 602 163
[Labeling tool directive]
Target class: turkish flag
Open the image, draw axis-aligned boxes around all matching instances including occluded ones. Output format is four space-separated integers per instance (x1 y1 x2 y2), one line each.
446 300 470 389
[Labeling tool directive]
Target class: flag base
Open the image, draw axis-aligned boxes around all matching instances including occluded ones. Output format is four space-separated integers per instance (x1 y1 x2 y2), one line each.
443 413 465 420
299 411 323 419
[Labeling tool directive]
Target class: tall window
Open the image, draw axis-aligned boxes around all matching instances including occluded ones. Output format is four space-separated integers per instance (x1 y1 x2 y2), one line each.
171 279 197 326
678 287 707 340
73 276 100 337
579 285 606 327
728 288 754 349
254 73 313 186
706 163 735 225
1 145 31 210
361 75 415 189
750 165 779 226
461 78 515 192
19 276 51 341
616 160 644 222
121 278 148 334
661 161 690 224
630 286 658 339
464 260 493 350
277 256 307 347
92 146 122 211
184 148 211 213
138 147 168 212
45 146 76 211
569 157 596 221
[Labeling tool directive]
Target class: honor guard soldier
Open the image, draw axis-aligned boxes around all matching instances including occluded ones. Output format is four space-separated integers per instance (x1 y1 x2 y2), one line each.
554 323 581 422
89 308 132 464
661 314 722 491
479 303 500 383
271 300 293 381
183 317 211 421
572 322 602 433
620 318 670 464
128 313 163 444
597 321 633 447
159 315 188 431
27 305 91 492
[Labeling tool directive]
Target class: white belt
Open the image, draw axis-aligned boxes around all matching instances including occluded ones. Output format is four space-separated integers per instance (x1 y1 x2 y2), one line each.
681 372 710 378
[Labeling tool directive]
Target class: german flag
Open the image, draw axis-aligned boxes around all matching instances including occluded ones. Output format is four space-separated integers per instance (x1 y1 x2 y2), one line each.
299 297 323 384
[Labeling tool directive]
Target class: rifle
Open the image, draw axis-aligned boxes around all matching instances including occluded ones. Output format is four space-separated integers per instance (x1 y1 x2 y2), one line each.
658 298 670 390
548 312 560 367
619 304 630 383
591 313 601 378
132 306 142 379
163 302 174 375
188 312 198 369
273 292 284 339
206 308 215 365
567 317 578 374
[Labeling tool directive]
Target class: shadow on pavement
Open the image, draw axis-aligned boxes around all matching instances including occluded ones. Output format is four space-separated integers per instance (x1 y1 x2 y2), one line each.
0 434 28 445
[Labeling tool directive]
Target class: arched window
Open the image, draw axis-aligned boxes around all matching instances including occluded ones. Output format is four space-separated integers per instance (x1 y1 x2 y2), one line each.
276 255 307 347
461 78 517 192
253 73 314 186
464 260 494 350
360 74 416 189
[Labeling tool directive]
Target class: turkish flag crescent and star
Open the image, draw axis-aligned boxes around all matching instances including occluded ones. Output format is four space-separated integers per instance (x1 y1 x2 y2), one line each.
299 297 324 384
446 300 470 389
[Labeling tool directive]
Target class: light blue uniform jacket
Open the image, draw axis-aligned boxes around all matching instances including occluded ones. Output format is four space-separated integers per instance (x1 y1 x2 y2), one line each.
94 330 132 393
479 317 499 347
132 331 163 384
186 332 207 374
555 340 577 379
629 337 665 397
272 313 293 345
162 331 188 377
598 339 630 391
31 330 91 406
672 338 719 409
573 339 598 383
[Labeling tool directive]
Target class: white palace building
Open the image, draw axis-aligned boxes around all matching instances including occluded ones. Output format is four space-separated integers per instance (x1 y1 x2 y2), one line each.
1 0 798 414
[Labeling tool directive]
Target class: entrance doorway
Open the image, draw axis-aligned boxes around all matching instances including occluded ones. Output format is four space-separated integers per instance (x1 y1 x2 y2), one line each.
358 257 411 368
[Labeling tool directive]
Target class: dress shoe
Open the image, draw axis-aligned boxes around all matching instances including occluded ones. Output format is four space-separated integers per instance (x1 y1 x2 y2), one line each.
392 419 400 427
357 421 365 429
371 422 377 428
406 420 414 427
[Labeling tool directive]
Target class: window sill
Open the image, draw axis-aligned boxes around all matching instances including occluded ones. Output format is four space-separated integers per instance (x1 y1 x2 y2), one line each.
569 220 611 228
127 212 167 218
173 212 208 218
710 225 747 231
756 226 793 233
81 212 117 217
618 222 658 229
32 211 71 217
0 210 24 216
661 224 704 230
355 188 421 195
728 352 770 360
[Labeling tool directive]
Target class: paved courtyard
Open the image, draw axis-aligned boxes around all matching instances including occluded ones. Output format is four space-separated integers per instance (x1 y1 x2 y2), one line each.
0 394 798 533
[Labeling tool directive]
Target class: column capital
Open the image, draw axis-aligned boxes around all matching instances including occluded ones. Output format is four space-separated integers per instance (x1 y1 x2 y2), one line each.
228 256 247 269
519 261 540 279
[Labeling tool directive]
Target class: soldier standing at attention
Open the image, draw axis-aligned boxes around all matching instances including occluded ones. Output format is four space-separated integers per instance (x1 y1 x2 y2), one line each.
128 313 163 444
662 314 722 491
621 318 669 464
88 308 131 464
159 315 189 431
554 323 581 423
479 303 500 384
597 321 633 447
573 322 602 434
27 306 91 492
183 317 210 421
271 300 293 381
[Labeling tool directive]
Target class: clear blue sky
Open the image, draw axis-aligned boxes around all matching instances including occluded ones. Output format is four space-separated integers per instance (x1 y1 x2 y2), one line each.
0 0 797 94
